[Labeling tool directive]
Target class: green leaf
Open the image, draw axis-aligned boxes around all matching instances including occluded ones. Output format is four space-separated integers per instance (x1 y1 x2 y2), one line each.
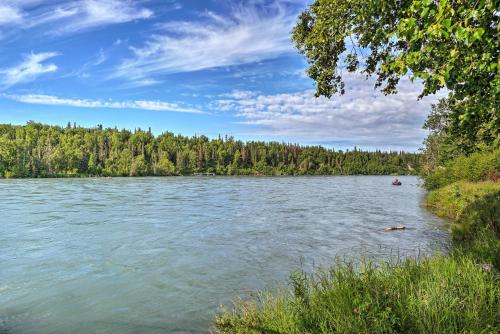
436 74 446 86
442 19 452 29
421 7 430 18
473 28 485 41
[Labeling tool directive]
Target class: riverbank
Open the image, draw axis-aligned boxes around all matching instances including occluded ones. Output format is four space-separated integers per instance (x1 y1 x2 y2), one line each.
213 152 500 333
425 180 500 269
215 255 497 333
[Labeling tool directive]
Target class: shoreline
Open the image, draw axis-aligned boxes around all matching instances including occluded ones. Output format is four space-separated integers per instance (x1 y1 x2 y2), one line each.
0 173 419 180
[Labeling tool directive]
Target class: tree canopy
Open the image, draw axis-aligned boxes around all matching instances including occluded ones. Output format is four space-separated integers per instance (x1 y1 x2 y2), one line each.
0 122 421 178
292 0 499 150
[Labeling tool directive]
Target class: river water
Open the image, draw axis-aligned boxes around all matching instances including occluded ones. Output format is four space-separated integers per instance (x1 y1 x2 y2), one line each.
0 176 448 333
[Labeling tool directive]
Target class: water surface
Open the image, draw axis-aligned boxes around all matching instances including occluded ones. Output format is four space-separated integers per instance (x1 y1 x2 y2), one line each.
0 176 448 333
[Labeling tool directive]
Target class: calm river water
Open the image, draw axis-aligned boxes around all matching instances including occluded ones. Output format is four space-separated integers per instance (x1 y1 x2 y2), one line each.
0 176 448 333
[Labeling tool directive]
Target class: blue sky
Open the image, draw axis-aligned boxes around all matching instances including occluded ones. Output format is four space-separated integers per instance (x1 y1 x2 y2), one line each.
0 0 442 151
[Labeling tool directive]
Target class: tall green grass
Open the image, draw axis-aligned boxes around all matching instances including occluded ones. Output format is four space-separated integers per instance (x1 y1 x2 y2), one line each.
425 181 499 237
425 180 500 268
214 256 499 333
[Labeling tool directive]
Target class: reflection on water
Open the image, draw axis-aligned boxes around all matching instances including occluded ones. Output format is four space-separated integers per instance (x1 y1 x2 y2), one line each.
0 176 448 333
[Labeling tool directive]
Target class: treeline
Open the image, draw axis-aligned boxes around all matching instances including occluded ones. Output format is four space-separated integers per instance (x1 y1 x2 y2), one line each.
0 122 421 177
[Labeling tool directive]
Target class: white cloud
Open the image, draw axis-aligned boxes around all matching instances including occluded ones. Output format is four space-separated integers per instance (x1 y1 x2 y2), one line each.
212 73 446 150
0 4 23 26
25 6 77 29
221 90 258 99
0 52 59 89
2 93 202 114
94 49 107 66
112 4 295 83
52 0 153 35
0 0 153 36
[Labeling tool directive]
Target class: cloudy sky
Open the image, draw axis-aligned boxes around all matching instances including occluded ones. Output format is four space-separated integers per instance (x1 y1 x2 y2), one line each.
0 0 442 151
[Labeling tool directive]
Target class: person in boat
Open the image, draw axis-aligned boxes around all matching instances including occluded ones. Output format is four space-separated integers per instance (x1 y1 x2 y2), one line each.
392 178 401 185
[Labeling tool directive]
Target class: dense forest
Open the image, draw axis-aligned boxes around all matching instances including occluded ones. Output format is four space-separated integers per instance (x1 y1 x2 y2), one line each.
0 122 421 177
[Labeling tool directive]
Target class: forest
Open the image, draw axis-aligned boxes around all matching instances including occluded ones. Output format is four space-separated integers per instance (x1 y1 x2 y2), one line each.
0 122 421 178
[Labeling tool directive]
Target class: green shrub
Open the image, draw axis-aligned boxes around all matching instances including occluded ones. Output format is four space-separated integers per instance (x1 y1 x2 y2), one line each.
214 256 499 334
423 149 499 190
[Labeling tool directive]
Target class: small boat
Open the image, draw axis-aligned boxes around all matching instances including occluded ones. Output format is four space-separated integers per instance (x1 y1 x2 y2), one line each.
392 180 402 186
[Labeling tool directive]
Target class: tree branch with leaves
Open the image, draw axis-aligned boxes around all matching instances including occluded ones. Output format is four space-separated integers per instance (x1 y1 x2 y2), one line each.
292 0 499 150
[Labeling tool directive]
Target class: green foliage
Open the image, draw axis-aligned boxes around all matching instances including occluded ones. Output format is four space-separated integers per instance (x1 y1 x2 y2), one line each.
0 122 421 178
425 181 500 222
423 149 499 190
426 181 500 235
454 229 500 270
420 99 462 173
425 181 500 265
215 256 499 333
292 0 499 148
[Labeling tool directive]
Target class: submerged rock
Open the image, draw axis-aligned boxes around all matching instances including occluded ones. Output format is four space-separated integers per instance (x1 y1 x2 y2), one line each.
384 225 406 231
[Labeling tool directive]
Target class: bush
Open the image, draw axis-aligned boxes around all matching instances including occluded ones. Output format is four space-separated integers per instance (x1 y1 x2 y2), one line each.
423 149 499 190
214 256 499 334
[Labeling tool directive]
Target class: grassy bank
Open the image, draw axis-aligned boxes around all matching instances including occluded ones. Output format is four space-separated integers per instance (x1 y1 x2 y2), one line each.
425 181 500 239
215 256 498 333
425 181 500 222
214 152 500 333
425 180 500 269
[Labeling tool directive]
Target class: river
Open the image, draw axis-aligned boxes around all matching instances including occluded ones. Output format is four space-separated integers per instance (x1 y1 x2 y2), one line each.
0 176 448 333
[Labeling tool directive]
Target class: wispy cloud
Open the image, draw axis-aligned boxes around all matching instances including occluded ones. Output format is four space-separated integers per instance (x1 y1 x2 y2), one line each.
220 90 258 99
212 74 445 150
0 4 24 26
62 48 109 79
112 3 295 83
2 93 202 113
51 0 153 35
1 0 153 37
0 52 59 89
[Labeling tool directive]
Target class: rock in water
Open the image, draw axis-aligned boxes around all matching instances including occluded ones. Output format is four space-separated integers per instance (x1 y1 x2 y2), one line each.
384 225 406 231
